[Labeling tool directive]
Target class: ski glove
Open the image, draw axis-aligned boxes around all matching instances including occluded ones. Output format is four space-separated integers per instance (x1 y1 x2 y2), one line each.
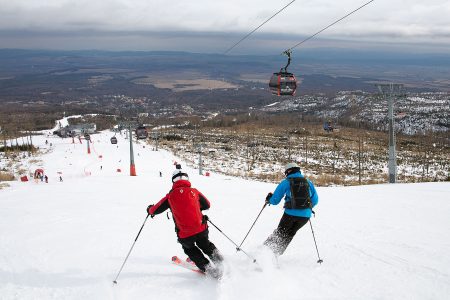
265 192 273 204
147 204 155 217
202 215 209 224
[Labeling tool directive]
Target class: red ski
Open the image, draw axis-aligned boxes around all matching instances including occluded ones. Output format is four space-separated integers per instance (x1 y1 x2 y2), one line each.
171 256 205 275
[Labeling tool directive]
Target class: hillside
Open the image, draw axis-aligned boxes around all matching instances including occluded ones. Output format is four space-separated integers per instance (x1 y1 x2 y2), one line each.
0 127 449 299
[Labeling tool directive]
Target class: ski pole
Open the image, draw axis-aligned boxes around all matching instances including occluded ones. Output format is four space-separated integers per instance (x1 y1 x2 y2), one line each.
238 203 267 249
113 214 150 284
309 219 323 264
206 217 258 263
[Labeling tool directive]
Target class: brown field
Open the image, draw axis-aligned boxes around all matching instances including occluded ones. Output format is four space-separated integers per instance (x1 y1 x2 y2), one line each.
152 120 449 187
239 73 269 83
133 76 239 91
0 171 15 181
240 73 304 85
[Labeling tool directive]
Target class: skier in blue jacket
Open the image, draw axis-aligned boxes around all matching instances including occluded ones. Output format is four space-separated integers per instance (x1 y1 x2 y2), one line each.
264 162 319 255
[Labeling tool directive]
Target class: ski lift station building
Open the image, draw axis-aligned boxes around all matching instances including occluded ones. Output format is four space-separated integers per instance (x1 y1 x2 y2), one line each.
54 123 97 137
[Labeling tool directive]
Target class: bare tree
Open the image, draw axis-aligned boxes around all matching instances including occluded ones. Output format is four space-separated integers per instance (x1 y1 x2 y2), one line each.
304 135 308 166
287 131 292 161
330 139 341 174
246 130 259 171
358 135 364 184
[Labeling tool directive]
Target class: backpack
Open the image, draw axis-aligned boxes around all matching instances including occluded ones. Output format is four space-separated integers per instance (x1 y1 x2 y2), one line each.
284 177 312 209
168 186 206 238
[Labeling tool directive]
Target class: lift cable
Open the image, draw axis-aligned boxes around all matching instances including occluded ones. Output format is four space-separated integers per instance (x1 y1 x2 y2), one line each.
223 0 375 55
285 0 375 52
224 0 297 54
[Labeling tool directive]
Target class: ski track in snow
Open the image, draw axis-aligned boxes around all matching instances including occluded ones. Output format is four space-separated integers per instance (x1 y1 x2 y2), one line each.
0 128 449 300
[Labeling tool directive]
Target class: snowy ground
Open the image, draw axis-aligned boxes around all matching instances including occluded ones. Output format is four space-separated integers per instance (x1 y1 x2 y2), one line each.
0 130 449 300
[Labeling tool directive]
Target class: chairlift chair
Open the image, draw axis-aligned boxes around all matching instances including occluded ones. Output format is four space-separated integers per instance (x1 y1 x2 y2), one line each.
323 121 334 132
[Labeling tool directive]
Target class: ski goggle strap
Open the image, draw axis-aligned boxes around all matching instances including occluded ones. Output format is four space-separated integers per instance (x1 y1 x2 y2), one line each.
172 172 189 182
285 167 300 176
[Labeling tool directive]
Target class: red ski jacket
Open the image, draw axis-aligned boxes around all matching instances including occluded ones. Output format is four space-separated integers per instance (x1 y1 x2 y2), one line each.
148 180 210 238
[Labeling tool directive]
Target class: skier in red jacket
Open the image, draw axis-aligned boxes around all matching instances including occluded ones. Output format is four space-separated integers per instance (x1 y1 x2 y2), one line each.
147 168 223 277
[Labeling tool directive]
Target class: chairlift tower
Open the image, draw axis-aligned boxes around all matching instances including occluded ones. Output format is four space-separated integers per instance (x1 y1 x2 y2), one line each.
128 125 137 176
376 83 404 183
154 130 159 151
198 143 203 175
120 121 138 176
193 124 203 175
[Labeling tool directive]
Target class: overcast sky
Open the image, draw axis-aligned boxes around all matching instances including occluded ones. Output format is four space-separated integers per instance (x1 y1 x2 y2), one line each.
0 0 449 54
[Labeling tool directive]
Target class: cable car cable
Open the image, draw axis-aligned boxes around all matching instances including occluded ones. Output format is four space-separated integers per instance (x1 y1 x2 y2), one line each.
269 0 375 96
221 0 375 97
285 0 375 52
224 0 297 54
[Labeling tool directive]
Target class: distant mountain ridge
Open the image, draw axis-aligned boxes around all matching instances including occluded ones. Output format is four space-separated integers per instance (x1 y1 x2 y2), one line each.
0 48 449 86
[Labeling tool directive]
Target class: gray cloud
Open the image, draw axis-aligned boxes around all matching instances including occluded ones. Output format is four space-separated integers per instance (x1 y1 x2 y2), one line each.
1 29 448 55
0 0 449 52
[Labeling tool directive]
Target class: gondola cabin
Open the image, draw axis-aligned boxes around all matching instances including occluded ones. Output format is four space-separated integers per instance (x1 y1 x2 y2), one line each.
110 136 118 144
269 72 297 96
135 126 148 140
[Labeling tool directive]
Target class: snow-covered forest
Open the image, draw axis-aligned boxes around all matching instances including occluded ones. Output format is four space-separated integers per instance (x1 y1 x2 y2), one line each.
153 123 448 186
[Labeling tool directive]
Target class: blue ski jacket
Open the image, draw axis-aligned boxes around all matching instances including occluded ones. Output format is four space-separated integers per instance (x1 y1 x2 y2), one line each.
268 171 318 218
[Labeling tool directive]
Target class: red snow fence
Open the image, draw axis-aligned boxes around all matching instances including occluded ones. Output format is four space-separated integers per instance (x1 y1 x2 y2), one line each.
20 175 29 182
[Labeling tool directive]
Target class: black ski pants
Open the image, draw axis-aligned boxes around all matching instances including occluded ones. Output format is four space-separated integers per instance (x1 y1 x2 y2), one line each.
178 229 223 272
264 213 309 256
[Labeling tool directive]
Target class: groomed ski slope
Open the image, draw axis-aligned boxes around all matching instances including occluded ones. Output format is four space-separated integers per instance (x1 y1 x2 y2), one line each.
0 130 449 300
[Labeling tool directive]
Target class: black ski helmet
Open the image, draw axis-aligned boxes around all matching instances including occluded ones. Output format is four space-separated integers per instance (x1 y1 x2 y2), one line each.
172 169 189 182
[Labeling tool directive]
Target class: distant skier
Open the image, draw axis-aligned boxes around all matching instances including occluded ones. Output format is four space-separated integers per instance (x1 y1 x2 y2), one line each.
44 175 48 183
147 168 224 278
59 176 63 182
263 162 319 256
159 171 162 177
